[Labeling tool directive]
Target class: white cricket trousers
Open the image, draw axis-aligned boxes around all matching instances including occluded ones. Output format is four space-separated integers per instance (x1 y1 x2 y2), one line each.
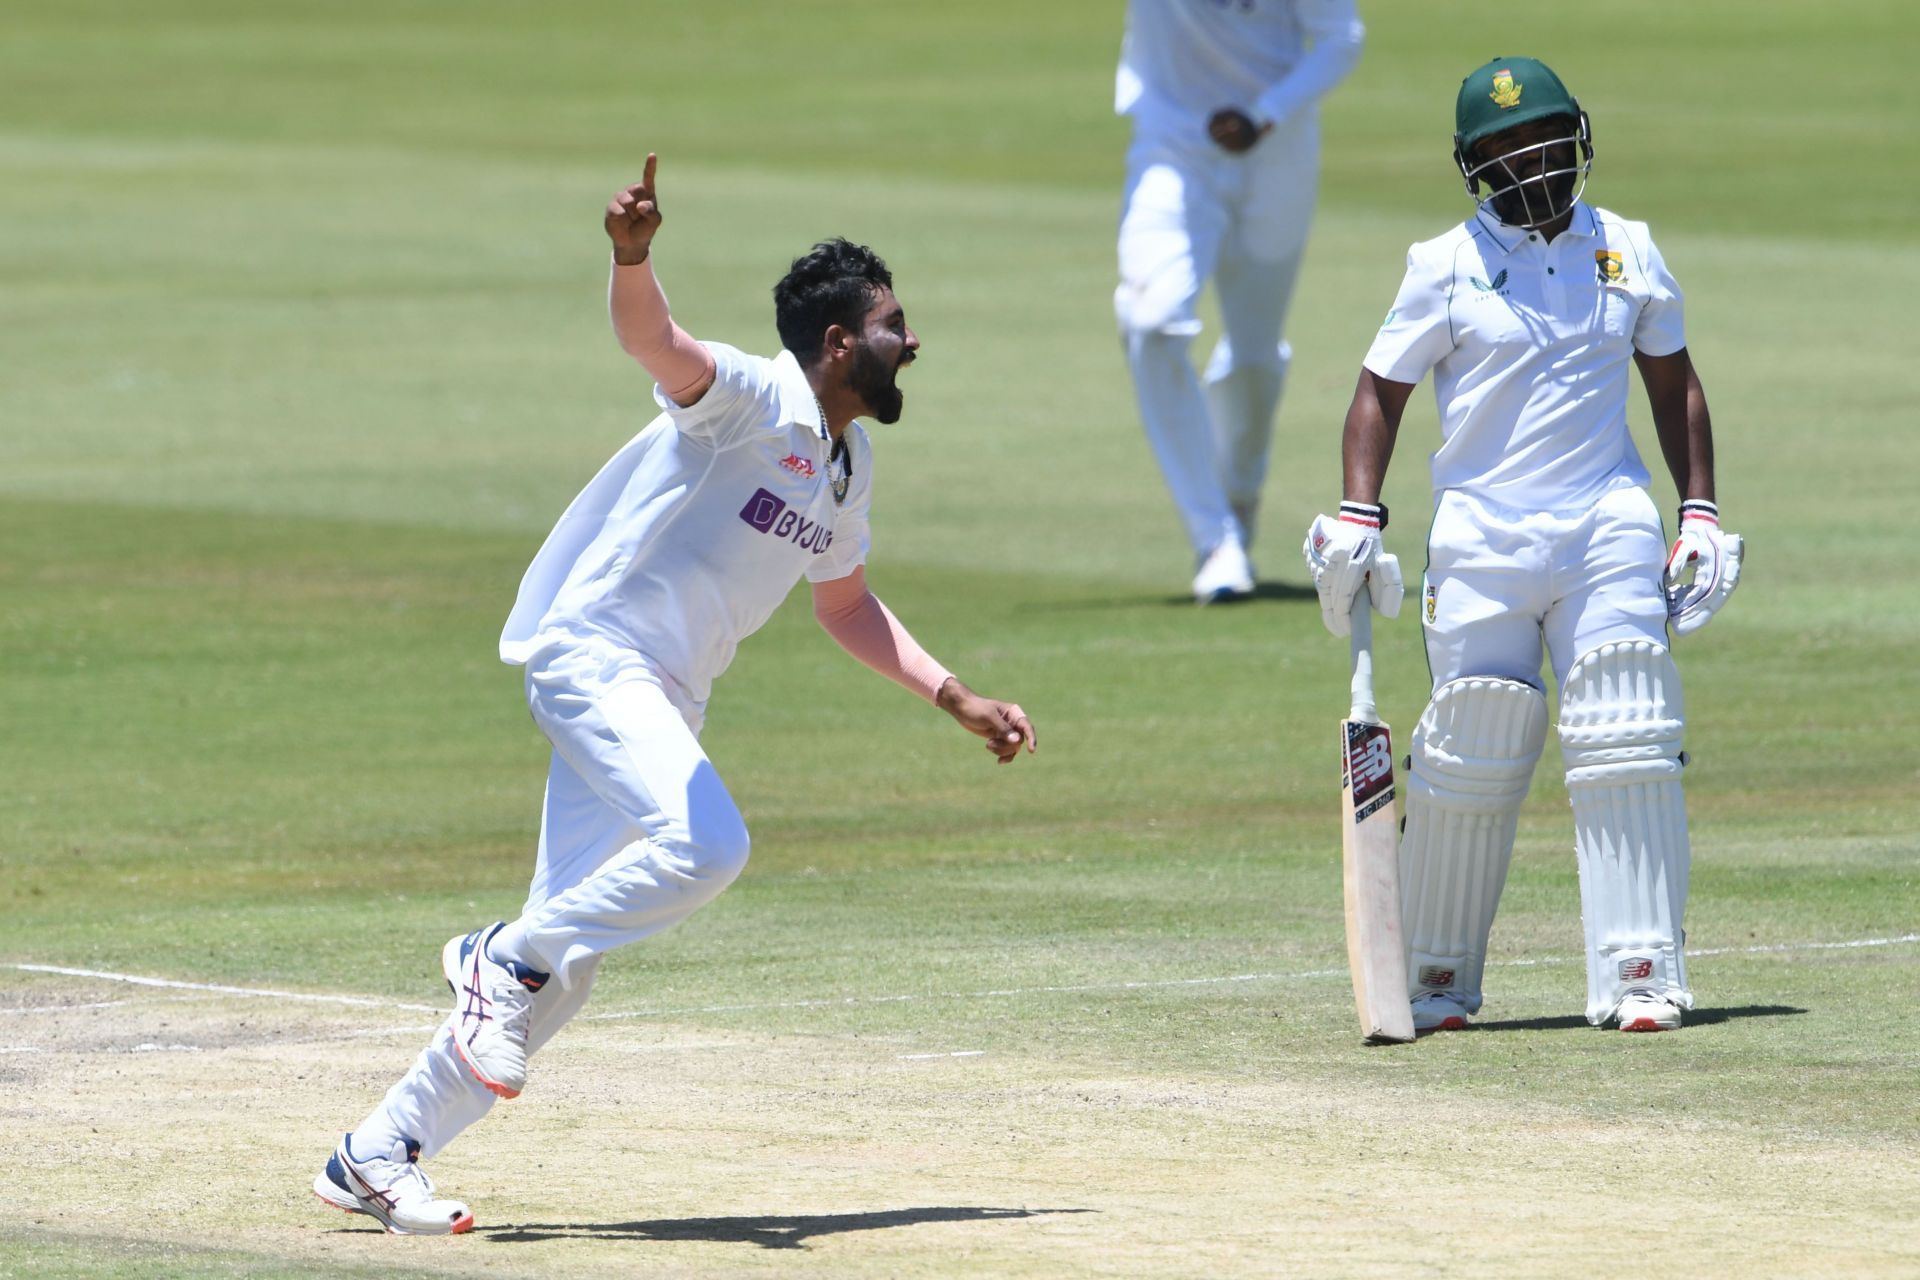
356 635 750 1158
1115 111 1319 555
1421 481 1670 692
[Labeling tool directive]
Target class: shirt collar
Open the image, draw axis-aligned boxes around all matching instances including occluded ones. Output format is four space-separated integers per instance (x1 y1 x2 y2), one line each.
771 348 831 440
1472 200 1598 254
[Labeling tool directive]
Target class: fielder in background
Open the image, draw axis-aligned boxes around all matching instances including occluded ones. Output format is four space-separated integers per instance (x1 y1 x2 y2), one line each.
312 154 1038 1235
1114 0 1365 603
1303 57 1743 1035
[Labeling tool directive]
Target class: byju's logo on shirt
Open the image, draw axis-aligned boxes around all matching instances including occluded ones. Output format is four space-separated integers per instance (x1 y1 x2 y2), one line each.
739 488 834 554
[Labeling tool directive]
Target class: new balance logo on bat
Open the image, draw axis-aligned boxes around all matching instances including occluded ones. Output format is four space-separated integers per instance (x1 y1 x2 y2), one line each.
739 488 835 553
1352 736 1392 786
1344 723 1395 820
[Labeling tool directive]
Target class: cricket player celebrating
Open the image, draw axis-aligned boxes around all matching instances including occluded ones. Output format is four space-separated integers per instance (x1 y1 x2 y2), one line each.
1304 58 1743 1035
1114 0 1366 602
312 155 1038 1234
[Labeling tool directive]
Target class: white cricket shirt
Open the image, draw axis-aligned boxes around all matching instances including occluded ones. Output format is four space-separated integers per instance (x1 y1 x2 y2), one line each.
1115 0 1364 143
500 344 871 704
1363 203 1687 510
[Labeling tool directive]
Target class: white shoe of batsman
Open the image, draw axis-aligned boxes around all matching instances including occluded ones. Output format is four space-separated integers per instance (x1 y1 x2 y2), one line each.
443 922 547 1099
1411 991 1472 1035
313 1135 474 1235
1615 988 1684 1033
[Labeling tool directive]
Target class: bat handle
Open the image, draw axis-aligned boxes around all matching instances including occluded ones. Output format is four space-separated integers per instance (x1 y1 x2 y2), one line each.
1348 592 1377 724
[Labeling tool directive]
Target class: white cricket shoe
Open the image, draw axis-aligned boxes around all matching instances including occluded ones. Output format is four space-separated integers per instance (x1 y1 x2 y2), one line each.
1411 991 1472 1035
1192 537 1255 604
443 922 547 1099
313 1135 474 1236
1615 988 1684 1032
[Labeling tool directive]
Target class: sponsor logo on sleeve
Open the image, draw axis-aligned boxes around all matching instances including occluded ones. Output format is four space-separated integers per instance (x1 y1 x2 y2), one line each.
738 488 835 554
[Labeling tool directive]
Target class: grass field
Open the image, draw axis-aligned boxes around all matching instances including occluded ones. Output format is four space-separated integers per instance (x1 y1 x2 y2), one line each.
3 2 1917 1276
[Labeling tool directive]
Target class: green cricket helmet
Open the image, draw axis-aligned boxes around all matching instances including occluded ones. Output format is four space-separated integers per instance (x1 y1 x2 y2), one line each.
1451 57 1593 229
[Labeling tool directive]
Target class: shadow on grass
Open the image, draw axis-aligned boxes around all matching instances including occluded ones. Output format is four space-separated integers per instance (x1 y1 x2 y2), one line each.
478 1205 1095 1249
1473 1004 1808 1033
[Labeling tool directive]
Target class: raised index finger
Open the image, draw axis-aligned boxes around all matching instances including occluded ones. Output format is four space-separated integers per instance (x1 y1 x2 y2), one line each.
642 152 657 194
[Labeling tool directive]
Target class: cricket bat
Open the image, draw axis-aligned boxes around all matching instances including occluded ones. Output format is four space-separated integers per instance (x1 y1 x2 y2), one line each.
1340 594 1415 1044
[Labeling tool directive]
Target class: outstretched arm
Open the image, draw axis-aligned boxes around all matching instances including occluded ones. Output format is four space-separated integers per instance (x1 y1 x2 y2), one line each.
605 153 716 406
812 569 1037 764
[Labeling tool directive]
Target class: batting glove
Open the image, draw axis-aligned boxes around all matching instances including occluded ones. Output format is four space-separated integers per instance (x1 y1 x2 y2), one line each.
1664 499 1744 636
1303 502 1404 637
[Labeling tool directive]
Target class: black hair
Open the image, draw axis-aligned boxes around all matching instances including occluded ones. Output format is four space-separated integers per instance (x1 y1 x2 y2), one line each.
773 238 893 362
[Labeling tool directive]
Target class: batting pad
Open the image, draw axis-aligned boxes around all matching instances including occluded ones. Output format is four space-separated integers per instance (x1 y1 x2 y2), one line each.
1399 676 1550 1010
1559 640 1693 1025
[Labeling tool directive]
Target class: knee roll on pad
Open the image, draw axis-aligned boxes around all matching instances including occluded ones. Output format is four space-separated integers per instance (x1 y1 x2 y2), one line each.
1560 640 1694 1025
1400 676 1550 1010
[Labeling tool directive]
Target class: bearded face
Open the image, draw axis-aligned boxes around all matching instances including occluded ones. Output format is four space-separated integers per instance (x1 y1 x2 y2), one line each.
851 333 905 424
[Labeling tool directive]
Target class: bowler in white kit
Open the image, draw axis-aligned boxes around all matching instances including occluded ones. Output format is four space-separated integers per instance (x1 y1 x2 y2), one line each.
1304 58 1743 1035
1114 0 1365 601
311 155 1038 1234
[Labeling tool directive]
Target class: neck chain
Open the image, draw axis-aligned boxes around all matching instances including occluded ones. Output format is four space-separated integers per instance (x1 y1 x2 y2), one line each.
815 395 852 506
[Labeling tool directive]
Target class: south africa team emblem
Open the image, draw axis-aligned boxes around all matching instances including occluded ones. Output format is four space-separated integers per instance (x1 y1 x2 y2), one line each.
1424 581 1438 625
1595 250 1625 285
1489 69 1523 110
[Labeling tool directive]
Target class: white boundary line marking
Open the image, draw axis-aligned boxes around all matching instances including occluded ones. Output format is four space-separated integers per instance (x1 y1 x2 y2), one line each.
898 1050 987 1060
3 933 1913 1029
3 964 444 1014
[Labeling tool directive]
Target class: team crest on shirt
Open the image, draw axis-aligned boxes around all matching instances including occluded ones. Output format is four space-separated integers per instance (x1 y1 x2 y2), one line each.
1595 250 1626 285
1424 581 1438 625
778 453 816 478
1489 69 1523 110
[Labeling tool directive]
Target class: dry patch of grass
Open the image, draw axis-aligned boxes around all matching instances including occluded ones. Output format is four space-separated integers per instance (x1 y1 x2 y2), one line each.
4 971 1915 1279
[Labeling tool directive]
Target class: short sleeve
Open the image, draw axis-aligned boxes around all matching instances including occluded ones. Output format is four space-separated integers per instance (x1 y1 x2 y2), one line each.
653 342 781 448
1363 248 1454 385
1631 233 1686 357
805 426 874 584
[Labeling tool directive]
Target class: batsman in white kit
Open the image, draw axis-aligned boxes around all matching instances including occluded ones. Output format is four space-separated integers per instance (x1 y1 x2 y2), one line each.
312 155 1038 1234
1113 0 1366 602
1304 58 1744 1036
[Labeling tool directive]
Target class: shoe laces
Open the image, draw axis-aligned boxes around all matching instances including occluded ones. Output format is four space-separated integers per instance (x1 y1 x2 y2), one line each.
487 965 538 1043
378 1159 435 1205
360 1148 436 1205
